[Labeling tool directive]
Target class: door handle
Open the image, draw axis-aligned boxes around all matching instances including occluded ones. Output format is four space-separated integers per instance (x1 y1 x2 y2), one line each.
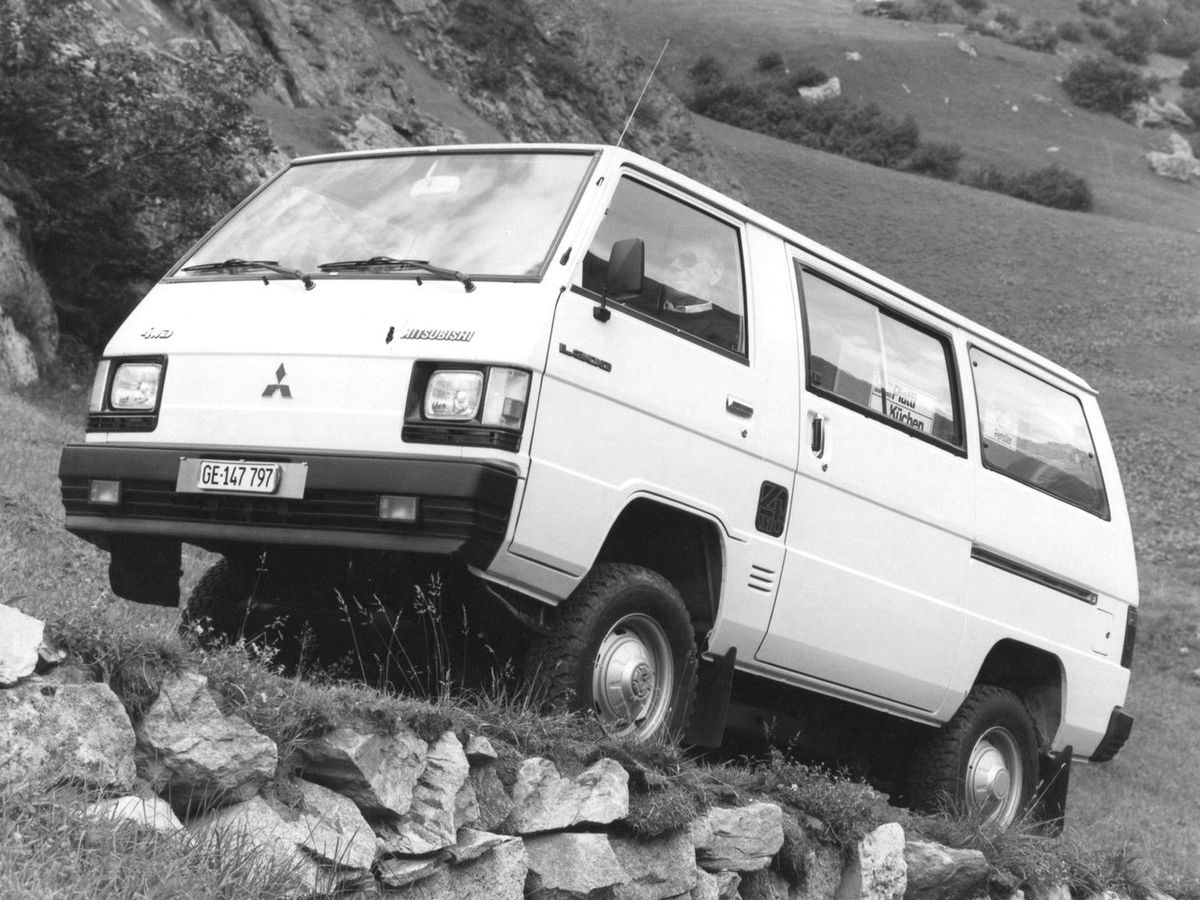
811 413 826 459
726 396 754 418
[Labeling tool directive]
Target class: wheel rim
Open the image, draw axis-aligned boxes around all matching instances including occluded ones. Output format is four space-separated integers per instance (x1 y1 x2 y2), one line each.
965 725 1024 826
591 613 675 739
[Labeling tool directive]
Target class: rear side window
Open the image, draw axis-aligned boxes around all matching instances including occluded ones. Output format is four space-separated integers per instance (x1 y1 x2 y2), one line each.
799 268 962 449
969 348 1108 517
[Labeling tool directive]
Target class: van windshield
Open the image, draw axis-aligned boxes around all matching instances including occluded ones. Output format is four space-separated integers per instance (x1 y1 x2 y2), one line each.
173 150 597 282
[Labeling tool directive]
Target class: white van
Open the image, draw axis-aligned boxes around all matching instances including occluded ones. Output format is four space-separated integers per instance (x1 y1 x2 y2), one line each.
59 144 1136 827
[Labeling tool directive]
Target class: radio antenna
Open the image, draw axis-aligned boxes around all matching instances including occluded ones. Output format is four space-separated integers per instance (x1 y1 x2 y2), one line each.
617 39 670 148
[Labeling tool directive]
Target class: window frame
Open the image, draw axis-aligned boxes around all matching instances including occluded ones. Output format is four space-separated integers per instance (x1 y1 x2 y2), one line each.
569 171 751 365
796 264 967 457
968 343 1111 519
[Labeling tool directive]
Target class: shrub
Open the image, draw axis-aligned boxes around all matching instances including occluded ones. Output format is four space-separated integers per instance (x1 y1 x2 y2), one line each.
1106 5 1162 63
0 0 275 345
994 9 1022 31
914 0 961 22
1087 20 1115 41
955 0 987 13
1178 88 1200 122
904 141 965 178
1061 56 1150 115
1056 20 1086 43
790 64 831 90
1013 21 1061 53
963 163 1094 211
757 50 785 72
690 54 726 87
1078 0 1111 17
1181 53 1200 89
1104 28 1154 64
1159 7 1200 58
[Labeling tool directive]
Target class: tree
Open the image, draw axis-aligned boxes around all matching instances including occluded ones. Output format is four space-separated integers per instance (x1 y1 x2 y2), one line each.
0 0 277 344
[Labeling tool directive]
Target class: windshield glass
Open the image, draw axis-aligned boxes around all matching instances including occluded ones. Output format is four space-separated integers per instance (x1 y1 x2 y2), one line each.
174 150 596 280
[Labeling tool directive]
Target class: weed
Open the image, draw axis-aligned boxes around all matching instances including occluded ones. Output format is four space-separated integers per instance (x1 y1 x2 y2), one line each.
962 163 1093 211
1061 56 1149 116
756 50 785 72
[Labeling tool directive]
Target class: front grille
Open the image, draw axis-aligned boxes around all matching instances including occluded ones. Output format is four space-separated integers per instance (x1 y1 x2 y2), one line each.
402 424 521 452
87 413 158 432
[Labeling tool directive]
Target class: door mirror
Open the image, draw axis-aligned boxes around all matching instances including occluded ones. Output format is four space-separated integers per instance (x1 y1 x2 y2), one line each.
606 238 644 299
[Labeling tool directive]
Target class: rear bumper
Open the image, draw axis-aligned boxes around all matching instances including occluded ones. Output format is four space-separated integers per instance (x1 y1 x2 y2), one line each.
59 443 519 568
1089 706 1134 762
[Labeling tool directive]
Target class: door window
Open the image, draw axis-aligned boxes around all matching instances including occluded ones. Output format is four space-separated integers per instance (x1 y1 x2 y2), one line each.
799 268 962 449
969 348 1108 516
577 176 746 356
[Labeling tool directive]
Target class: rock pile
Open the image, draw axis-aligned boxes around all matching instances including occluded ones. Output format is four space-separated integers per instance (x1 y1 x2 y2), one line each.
0 603 1151 899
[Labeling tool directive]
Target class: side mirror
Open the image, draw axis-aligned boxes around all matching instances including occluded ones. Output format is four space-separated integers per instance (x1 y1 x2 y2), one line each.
595 237 644 322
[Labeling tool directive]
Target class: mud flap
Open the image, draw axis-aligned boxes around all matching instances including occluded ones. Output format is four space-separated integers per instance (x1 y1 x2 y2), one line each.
683 647 737 747
1032 745 1071 835
108 536 181 607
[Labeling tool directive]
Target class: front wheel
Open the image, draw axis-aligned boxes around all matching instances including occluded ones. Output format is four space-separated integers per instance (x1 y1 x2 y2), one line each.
908 684 1039 828
527 564 696 741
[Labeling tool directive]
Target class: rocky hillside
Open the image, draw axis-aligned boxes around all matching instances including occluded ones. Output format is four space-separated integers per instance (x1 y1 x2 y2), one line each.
0 0 735 386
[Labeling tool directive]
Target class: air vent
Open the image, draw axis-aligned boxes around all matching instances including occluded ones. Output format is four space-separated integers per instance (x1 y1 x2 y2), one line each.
748 564 777 594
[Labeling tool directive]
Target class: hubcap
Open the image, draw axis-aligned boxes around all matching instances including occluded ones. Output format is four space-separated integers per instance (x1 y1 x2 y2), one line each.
592 613 674 739
965 726 1023 826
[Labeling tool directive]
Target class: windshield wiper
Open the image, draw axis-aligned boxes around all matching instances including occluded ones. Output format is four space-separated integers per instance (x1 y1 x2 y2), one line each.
317 257 476 293
181 258 315 291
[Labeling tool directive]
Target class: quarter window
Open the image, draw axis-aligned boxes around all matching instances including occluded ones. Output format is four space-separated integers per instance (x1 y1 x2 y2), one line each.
799 268 962 448
578 177 746 356
969 348 1108 516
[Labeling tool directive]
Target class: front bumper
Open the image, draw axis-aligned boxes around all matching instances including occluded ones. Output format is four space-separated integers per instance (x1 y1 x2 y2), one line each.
59 443 519 568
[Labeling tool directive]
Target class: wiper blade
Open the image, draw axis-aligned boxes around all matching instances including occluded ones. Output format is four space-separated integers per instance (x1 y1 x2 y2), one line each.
317 256 475 293
181 258 315 290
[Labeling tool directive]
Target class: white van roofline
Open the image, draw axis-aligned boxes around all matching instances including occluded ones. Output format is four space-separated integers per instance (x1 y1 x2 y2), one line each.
290 143 1095 396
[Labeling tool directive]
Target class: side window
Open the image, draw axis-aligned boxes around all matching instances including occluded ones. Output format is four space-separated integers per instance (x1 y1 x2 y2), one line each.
577 176 746 355
969 348 1109 516
799 267 962 448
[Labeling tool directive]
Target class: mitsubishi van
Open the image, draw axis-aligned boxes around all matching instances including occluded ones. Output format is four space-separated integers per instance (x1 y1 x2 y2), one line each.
58 144 1137 827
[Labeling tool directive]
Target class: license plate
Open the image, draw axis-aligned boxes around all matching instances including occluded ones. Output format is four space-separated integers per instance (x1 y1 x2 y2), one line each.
196 460 280 494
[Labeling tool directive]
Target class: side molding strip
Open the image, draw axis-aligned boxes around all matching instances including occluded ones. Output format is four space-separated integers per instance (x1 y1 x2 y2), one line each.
970 545 1099 606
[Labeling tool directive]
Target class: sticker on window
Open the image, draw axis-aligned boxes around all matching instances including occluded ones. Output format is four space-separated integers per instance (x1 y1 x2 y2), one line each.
983 410 1019 450
871 376 936 434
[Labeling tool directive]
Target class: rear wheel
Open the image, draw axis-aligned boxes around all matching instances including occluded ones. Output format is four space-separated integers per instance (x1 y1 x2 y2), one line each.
909 685 1039 828
527 563 696 741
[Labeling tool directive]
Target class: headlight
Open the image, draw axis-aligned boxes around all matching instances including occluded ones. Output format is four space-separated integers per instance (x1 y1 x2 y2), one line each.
110 362 163 410
425 370 483 421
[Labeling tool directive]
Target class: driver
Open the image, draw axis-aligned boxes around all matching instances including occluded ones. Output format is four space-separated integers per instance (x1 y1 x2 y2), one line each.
661 244 725 314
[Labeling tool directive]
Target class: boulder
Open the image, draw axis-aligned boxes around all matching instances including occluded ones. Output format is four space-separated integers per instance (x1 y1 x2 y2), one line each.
506 757 630 834
468 764 515 831
0 604 49 686
904 840 989 900
610 829 697 900
293 778 377 871
792 820 845 900
740 868 791 899
0 679 136 790
524 831 627 898
1146 133 1200 183
190 795 324 894
690 801 784 873
136 670 277 813
0 193 57 386
295 722 428 818
835 822 907 900
375 730 470 854
86 795 184 835
797 77 841 104
1132 97 1195 130
465 733 498 764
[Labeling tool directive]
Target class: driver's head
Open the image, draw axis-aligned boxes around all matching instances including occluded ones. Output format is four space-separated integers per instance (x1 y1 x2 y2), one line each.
669 245 725 299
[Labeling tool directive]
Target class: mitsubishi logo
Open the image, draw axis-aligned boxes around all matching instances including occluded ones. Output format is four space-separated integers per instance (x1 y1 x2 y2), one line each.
262 364 292 399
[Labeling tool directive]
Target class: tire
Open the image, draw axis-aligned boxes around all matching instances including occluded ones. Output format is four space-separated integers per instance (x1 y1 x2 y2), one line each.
179 559 250 647
527 563 697 741
908 685 1039 828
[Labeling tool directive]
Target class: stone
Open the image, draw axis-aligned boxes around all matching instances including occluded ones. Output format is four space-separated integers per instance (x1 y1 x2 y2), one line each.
957 40 977 58
394 829 528 900
506 757 630 834
835 822 907 900
455 779 481 829
691 867 720 900
293 778 376 871
904 840 989 900
792 826 845 900
189 796 322 894
1146 133 1200 183
716 871 742 900
465 733 498 764
610 829 696 900
137 670 277 813
469 764 515 831
740 868 790 900
690 802 784 873
524 832 627 897
0 679 136 790
86 795 184 835
375 730 470 854
0 193 57 384
1132 97 1195 130
797 76 841 104
296 722 428 818
0 604 46 686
